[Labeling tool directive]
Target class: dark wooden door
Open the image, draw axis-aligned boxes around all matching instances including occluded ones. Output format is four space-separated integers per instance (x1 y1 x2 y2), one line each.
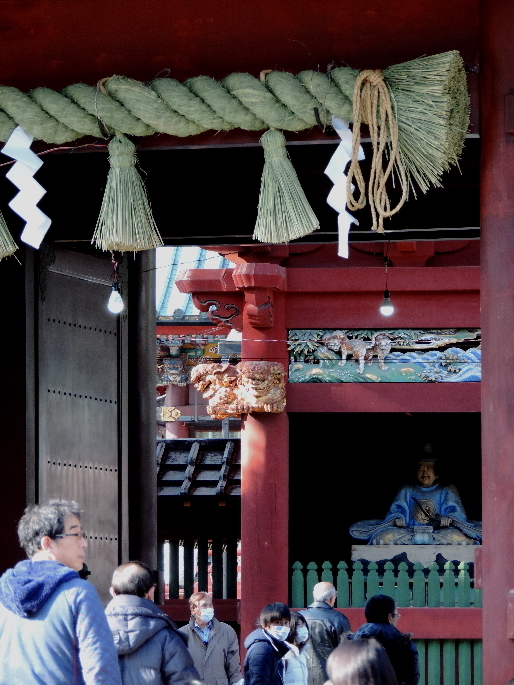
36 246 128 602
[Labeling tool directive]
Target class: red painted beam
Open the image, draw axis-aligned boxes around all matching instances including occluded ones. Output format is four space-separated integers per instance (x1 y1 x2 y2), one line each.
286 291 480 330
161 604 481 639
292 608 482 640
0 0 479 95
286 382 481 413
178 266 480 294
177 267 480 330
176 269 237 293
286 267 480 292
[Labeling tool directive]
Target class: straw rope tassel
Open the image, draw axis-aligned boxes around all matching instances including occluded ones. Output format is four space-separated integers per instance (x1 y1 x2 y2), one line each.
0 210 17 260
253 129 319 243
93 133 163 252
346 70 408 233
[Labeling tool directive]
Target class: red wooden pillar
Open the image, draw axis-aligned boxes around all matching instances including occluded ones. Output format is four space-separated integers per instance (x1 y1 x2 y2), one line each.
241 412 289 638
237 264 290 641
481 2 514 681
165 384 189 438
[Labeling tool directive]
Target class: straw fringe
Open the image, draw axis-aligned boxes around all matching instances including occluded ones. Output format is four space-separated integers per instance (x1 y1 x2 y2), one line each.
93 134 163 252
0 211 17 260
253 129 319 243
383 50 469 195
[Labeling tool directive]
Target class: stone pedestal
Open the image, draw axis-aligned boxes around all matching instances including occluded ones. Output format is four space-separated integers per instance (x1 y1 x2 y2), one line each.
352 544 480 566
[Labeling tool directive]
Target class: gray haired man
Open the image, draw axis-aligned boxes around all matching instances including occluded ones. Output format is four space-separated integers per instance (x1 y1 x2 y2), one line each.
179 591 241 685
0 499 121 685
106 561 201 685
300 581 351 685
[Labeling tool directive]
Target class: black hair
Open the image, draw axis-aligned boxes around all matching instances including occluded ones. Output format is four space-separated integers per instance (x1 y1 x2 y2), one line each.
290 611 308 645
111 561 156 598
259 602 291 627
364 595 396 624
327 639 398 685
17 499 81 558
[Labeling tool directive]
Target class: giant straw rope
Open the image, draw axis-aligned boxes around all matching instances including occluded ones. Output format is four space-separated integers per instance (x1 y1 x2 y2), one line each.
0 50 469 250
0 51 469 196
0 69 356 143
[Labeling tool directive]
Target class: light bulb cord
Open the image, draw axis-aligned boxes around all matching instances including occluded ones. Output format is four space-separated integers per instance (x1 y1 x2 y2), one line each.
383 240 392 291
110 251 121 291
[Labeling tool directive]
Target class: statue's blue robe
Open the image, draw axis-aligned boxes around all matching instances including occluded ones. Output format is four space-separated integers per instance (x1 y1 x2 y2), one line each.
350 483 482 543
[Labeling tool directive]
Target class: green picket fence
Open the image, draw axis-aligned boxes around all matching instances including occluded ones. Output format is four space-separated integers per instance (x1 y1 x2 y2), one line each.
415 639 482 685
292 561 482 684
291 560 482 608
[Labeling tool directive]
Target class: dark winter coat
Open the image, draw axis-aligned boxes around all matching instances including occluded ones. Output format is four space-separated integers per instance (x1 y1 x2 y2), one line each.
299 601 351 685
351 622 419 685
105 594 201 685
244 628 290 685
180 616 241 685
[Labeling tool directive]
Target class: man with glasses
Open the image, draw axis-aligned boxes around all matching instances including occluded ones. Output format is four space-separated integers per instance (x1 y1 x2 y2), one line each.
300 582 351 685
0 498 121 685
351 594 419 685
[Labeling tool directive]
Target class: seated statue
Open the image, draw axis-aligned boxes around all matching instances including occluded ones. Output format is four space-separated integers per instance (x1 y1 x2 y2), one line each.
350 456 482 545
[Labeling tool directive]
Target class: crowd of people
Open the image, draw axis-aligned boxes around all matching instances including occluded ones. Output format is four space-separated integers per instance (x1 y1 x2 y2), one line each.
0 499 419 685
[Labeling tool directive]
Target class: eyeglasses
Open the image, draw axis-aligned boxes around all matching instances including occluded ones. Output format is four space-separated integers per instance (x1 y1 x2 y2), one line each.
54 532 87 540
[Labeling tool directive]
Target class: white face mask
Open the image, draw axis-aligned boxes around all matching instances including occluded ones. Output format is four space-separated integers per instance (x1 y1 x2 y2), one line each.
296 626 309 643
198 607 214 622
268 625 290 641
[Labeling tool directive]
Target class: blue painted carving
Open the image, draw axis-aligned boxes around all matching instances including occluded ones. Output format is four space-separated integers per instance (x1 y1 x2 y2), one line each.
288 329 481 383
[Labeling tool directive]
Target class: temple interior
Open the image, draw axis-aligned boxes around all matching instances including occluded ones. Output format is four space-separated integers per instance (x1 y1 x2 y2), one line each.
288 412 482 567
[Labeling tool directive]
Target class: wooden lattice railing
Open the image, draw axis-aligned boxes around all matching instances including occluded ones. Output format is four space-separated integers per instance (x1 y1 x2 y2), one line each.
292 561 482 685
291 560 482 608
414 639 482 685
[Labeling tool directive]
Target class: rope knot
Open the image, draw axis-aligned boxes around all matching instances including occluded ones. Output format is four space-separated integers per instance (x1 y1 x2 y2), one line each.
345 68 408 233
360 69 384 87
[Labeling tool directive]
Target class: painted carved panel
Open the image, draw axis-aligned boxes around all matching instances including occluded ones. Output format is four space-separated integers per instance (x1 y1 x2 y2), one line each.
156 335 225 385
288 329 481 383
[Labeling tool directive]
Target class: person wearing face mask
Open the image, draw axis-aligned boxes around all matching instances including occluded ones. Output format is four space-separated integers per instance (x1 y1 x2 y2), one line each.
244 603 292 685
180 591 242 685
282 613 310 685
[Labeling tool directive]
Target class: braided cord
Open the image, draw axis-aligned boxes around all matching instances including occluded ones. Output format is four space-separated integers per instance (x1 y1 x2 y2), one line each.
346 69 408 233
0 69 358 144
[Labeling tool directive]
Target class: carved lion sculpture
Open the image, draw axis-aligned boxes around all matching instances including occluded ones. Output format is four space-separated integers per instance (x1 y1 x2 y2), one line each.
190 363 240 419
364 332 394 371
236 361 286 414
192 361 286 417
321 330 373 374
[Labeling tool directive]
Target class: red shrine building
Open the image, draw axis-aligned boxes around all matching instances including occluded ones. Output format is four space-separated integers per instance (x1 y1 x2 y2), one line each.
1 1 514 683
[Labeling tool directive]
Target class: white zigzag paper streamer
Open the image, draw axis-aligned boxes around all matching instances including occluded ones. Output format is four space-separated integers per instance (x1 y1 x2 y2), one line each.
324 117 364 259
2 126 51 249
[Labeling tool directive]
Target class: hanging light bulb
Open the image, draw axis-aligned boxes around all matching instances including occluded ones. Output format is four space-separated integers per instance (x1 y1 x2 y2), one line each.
380 289 394 316
379 247 394 316
108 283 124 313
107 254 124 314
